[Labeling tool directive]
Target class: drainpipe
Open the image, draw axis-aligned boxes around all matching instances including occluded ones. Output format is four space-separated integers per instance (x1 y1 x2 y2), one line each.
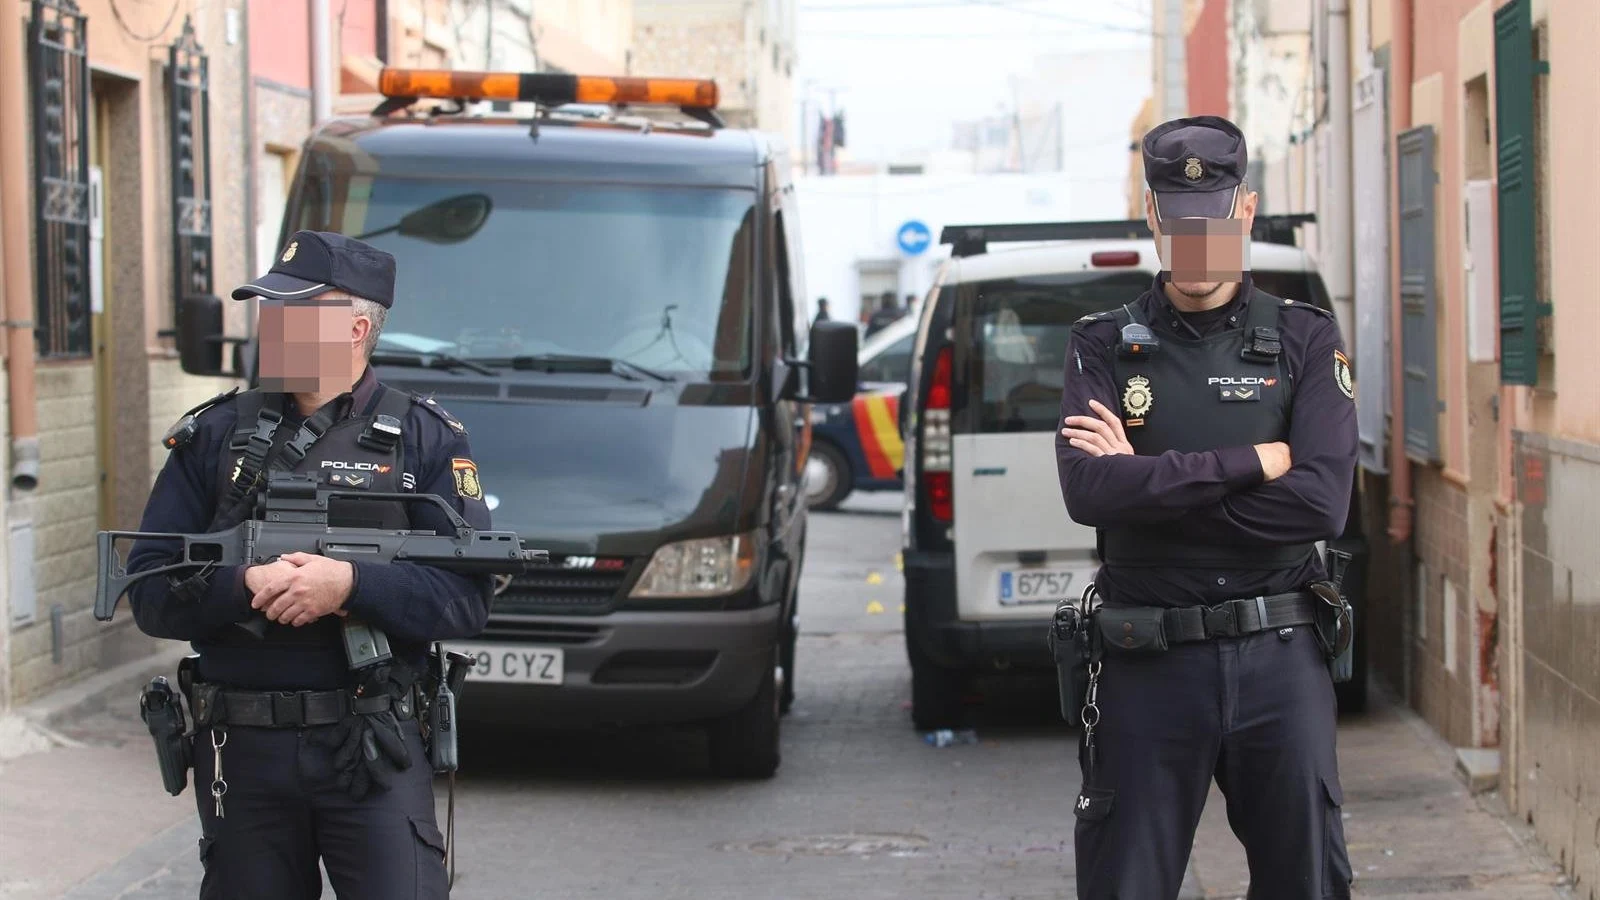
310 0 332 125
1386 0 1414 543
1324 0 1355 351
1 1 41 492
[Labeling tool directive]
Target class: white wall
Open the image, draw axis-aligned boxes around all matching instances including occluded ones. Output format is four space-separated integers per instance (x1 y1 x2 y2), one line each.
795 171 1122 324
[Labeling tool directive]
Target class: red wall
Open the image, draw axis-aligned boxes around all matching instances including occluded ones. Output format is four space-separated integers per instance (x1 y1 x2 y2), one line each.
340 0 380 61
250 0 311 88
1186 0 1231 117
248 1 379 89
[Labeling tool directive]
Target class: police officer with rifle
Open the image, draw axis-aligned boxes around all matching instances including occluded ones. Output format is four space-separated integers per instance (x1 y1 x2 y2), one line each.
1053 117 1358 899
112 231 529 898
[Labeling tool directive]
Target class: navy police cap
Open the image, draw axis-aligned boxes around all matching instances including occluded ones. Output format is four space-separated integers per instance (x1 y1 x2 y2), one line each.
1142 115 1248 221
232 230 397 308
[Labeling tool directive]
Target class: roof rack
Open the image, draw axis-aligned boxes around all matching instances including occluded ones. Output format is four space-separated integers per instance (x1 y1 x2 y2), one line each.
939 214 1317 258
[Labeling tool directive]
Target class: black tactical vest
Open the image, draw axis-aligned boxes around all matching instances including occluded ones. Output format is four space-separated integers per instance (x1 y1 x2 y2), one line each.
203 386 413 676
1101 289 1315 569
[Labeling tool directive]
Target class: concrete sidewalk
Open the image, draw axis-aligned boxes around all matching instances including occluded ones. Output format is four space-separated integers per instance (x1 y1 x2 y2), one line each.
0 656 1576 899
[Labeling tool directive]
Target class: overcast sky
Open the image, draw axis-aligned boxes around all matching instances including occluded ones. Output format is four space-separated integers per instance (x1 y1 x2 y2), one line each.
793 0 1155 165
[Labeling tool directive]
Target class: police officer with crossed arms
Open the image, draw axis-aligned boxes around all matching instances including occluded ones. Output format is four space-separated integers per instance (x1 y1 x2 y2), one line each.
1056 116 1358 899
127 232 492 898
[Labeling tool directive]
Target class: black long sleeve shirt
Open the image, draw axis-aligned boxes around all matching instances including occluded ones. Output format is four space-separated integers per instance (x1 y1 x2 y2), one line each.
1055 275 1358 607
125 367 494 688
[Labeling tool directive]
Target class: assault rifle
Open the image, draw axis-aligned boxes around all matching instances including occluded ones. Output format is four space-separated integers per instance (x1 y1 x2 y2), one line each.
96 473 545 669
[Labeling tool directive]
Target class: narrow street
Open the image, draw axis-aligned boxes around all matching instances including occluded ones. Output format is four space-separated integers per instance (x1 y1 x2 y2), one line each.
0 494 1571 899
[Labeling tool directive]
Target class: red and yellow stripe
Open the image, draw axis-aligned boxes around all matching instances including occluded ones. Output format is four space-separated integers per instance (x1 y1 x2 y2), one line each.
852 391 904 479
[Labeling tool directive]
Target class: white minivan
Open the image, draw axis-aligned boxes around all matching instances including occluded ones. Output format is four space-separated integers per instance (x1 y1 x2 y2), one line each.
898 217 1369 729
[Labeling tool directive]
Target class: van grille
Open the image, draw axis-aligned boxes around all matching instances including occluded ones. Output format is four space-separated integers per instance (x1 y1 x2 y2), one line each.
489 557 635 615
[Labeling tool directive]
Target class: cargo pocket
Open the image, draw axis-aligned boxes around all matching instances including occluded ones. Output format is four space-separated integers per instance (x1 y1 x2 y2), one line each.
197 837 214 868
1072 786 1115 822
1321 775 1353 899
409 816 449 899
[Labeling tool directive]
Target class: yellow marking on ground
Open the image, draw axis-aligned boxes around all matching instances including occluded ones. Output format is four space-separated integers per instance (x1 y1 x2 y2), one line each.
866 600 885 615
866 571 883 585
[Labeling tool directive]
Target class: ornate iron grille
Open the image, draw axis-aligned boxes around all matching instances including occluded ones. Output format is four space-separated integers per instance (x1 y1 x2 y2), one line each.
28 0 91 358
168 16 212 315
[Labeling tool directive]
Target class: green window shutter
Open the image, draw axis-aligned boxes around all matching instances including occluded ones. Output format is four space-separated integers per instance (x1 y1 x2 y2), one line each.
1398 125 1440 462
1495 0 1538 386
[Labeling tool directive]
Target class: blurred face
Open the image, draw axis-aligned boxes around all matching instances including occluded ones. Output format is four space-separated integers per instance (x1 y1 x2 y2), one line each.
1145 188 1259 301
256 293 366 394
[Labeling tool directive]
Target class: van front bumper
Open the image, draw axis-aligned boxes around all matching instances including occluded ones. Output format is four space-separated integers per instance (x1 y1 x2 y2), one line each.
455 603 781 728
903 550 1053 670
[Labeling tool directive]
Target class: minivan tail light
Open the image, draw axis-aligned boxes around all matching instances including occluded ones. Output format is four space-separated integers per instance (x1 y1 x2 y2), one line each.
378 68 720 110
921 346 953 522
1091 250 1140 267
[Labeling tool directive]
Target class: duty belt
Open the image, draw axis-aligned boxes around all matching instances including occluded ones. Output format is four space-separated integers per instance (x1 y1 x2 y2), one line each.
1160 590 1318 643
187 683 417 728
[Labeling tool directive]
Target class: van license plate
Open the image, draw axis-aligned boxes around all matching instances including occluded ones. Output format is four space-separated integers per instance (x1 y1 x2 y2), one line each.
998 569 1077 605
445 643 564 685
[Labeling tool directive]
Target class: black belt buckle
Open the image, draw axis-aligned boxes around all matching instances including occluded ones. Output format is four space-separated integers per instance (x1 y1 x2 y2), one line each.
271 691 305 727
1202 603 1237 638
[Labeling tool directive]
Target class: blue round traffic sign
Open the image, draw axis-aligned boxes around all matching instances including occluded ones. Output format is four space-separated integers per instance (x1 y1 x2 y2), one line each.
897 220 932 256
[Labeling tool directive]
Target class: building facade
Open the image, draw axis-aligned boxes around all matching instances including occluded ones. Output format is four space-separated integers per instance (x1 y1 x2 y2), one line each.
1 0 248 711
631 0 797 148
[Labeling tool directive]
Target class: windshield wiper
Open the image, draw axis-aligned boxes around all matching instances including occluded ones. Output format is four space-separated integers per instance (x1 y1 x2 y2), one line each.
369 351 499 376
504 354 671 382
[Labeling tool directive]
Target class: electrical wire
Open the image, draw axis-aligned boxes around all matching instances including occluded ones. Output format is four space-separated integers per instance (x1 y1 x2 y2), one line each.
108 0 183 44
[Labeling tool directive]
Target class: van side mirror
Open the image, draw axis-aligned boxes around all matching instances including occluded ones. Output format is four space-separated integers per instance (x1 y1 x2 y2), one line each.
177 294 249 379
799 321 858 404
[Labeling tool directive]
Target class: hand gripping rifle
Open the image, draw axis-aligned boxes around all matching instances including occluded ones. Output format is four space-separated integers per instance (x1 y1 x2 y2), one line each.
95 473 546 670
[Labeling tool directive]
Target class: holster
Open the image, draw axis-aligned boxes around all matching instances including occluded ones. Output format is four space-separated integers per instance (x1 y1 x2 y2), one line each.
139 675 192 797
1309 580 1355 683
1048 589 1100 723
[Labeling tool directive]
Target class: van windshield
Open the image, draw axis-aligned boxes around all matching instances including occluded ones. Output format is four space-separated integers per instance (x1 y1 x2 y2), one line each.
291 176 757 376
957 270 1150 433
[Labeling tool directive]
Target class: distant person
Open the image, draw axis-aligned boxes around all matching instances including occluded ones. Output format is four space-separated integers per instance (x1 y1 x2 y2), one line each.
865 295 904 339
812 298 831 327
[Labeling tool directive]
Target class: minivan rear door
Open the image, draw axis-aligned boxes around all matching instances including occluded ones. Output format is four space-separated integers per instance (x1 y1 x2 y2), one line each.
950 268 1150 621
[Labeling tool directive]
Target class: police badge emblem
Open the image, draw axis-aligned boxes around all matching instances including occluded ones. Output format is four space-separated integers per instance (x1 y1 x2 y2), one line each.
281 241 298 263
1334 350 1354 400
1183 157 1203 182
452 458 484 500
1123 375 1154 425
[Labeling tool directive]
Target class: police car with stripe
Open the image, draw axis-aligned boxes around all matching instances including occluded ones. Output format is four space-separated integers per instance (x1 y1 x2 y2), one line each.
898 217 1371 729
805 315 919 510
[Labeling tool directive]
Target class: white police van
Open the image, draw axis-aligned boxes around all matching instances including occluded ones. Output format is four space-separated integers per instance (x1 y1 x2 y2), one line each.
898 217 1369 729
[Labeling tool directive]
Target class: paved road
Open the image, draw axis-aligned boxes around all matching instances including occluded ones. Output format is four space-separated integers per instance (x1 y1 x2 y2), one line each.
8 491 1575 899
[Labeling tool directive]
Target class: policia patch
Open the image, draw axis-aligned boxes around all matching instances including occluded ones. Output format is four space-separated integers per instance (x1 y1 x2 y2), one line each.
1334 349 1354 400
452 458 484 500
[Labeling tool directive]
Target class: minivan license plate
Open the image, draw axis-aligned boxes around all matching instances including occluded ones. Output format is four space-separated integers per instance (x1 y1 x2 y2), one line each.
446 643 564 685
998 569 1077 605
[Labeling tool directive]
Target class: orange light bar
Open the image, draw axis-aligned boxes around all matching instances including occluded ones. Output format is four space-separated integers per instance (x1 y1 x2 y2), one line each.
378 68 719 110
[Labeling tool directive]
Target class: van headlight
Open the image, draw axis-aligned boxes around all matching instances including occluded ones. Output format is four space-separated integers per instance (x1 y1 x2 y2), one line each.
629 532 760 598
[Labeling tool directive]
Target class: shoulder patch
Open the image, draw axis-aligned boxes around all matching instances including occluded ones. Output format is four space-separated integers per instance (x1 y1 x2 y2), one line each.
1076 311 1110 324
409 392 469 435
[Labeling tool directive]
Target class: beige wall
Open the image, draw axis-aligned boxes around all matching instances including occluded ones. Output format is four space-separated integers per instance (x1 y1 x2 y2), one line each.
534 0 634 73
632 0 795 145
1545 0 1600 443
5 0 247 706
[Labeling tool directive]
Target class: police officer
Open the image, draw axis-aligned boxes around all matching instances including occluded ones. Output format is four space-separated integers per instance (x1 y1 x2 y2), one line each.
126 231 492 898
1055 116 1357 899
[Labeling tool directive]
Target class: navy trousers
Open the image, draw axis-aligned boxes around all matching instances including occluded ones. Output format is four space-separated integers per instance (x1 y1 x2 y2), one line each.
191 719 448 899
1073 624 1353 900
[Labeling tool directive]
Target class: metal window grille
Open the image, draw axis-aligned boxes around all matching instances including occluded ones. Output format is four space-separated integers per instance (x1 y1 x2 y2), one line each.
168 17 213 320
28 0 91 359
